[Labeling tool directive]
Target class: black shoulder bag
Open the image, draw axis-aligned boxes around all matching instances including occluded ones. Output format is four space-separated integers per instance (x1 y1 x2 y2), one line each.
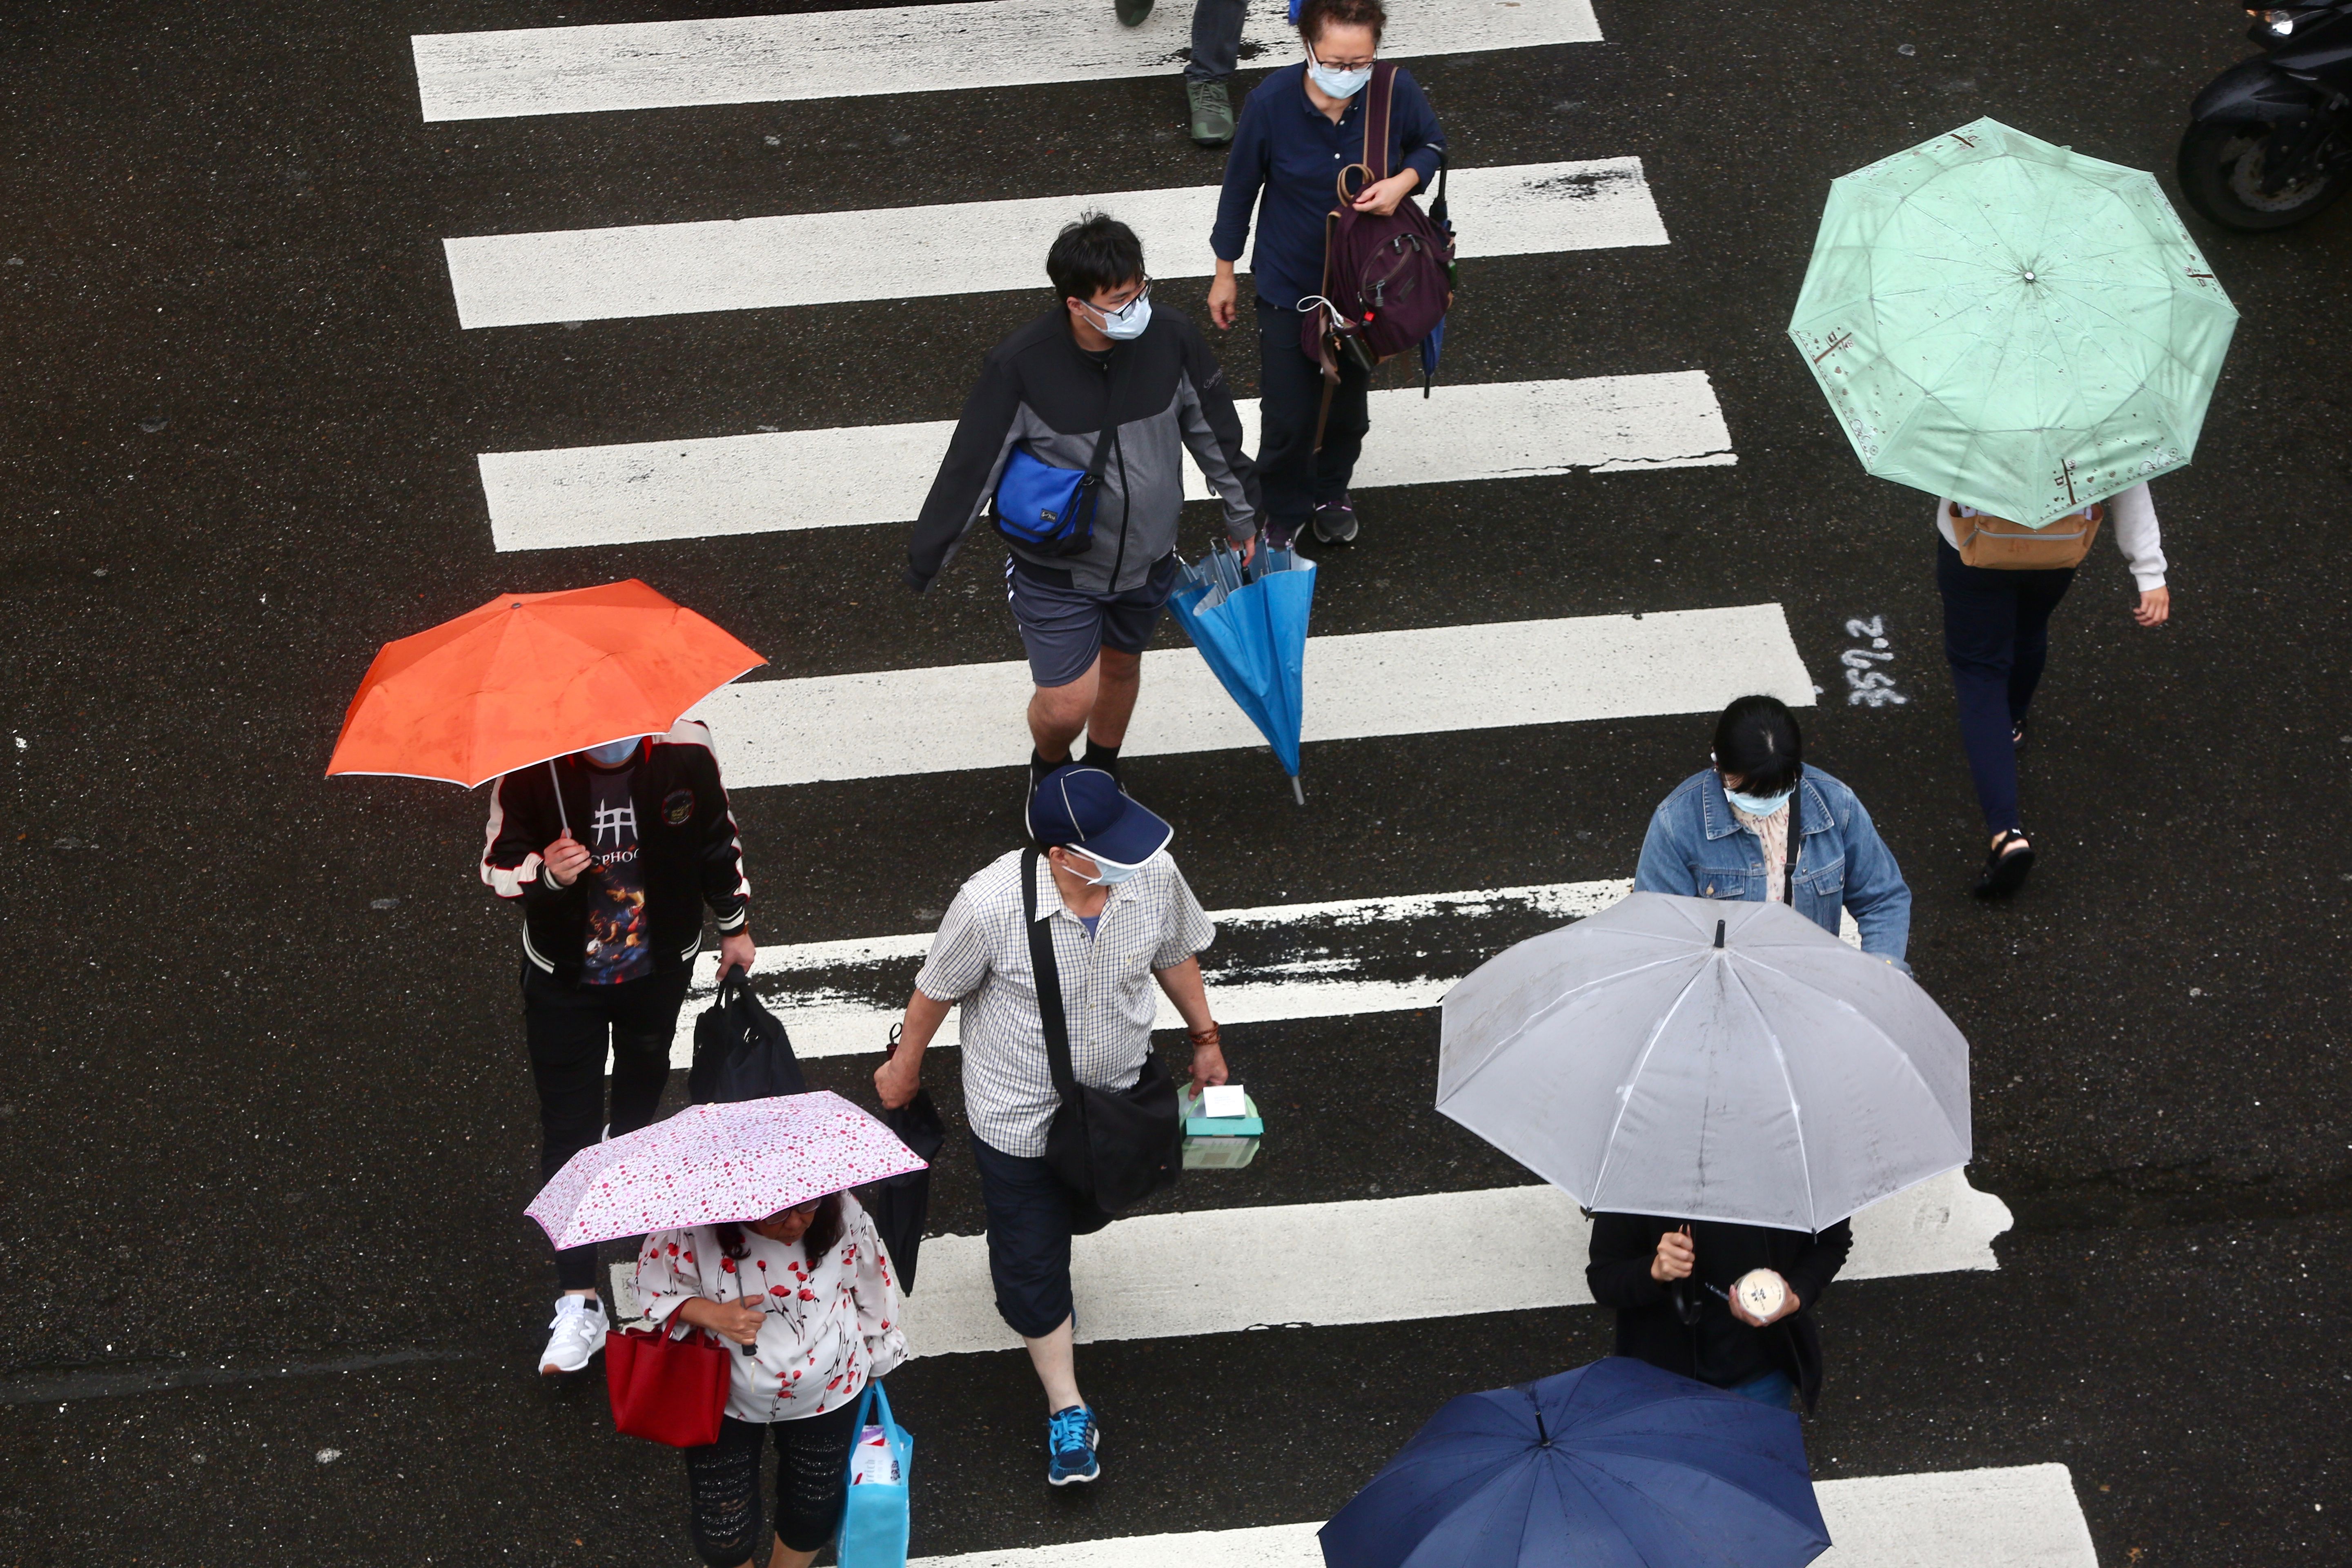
1022 849 1181 1214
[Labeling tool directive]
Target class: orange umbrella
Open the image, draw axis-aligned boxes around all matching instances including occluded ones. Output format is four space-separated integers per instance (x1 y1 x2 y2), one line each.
326 579 766 788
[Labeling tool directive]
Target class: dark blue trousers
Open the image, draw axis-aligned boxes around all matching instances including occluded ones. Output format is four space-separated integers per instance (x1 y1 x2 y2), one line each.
1935 539 2075 835
1186 0 1247 80
972 1137 1114 1339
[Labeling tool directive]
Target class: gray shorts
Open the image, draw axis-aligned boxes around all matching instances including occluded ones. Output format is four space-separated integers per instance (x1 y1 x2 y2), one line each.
1004 554 1180 689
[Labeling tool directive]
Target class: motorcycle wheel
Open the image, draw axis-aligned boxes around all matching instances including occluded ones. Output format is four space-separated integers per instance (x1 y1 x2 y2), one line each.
2177 120 2348 231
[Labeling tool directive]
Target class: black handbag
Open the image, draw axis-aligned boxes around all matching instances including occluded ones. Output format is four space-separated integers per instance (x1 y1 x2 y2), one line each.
688 971 808 1105
864 1040 946 1294
1022 849 1181 1214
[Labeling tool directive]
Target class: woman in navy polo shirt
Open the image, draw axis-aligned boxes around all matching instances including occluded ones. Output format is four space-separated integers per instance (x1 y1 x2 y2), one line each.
1206 0 1444 550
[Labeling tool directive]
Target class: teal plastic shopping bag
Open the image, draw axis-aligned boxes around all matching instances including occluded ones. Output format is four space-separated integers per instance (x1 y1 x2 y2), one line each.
837 1381 912 1568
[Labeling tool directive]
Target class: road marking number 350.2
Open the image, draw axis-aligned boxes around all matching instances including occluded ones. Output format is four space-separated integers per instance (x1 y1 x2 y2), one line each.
1842 617 1908 707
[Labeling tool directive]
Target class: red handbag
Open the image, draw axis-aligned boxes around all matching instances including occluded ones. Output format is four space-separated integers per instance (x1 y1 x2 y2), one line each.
605 1321 731 1448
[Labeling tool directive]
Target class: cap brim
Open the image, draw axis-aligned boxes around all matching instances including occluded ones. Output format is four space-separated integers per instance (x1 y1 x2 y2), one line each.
1073 795 1174 867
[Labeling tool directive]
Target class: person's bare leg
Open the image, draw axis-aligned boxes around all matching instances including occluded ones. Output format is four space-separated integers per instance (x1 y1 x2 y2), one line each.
1084 647 1142 751
1022 1316 1084 1410
768 1540 818 1568
1028 663 1100 764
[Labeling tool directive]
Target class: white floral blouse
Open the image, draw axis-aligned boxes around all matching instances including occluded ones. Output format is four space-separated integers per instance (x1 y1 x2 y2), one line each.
633 1193 909 1424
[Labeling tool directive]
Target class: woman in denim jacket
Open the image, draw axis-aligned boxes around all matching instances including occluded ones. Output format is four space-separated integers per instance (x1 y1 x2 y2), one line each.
1633 697 1912 971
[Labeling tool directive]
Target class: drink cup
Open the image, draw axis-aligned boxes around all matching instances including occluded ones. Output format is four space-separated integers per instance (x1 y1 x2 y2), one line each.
1733 1269 1786 1321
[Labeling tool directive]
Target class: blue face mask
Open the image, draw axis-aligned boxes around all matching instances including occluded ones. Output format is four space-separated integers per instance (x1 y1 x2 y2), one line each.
582 737 640 766
1722 779 1793 817
1306 43 1374 99
1070 849 1148 886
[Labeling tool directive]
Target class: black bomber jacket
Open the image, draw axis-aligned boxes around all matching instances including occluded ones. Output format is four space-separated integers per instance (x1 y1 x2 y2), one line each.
479 722 749 987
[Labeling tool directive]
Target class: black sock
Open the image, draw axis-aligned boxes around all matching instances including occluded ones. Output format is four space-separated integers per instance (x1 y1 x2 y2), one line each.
1032 747 1069 780
1083 739 1121 772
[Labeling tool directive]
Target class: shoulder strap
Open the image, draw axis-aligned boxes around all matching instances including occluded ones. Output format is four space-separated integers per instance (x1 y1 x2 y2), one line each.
1365 63 1396 185
1083 340 1137 486
1784 778 1802 906
1023 849 1078 1096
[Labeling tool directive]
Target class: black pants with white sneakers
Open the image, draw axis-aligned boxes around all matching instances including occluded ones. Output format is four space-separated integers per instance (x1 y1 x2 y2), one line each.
521 962 691 1290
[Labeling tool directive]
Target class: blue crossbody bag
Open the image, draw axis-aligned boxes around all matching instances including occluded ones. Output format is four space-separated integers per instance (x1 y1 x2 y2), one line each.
993 350 1129 557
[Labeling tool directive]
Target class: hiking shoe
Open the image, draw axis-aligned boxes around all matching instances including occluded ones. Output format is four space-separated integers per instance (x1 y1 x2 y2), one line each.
539 1294 608 1376
1114 0 1153 24
1262 517 1303 553
1186 78 1234 146
1312 499 1359 544
1047 1405 1101 1486
1971 830 2035 899
2011 713 2030 751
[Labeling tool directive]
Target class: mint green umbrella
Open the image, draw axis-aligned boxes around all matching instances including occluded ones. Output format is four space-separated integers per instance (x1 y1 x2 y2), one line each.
1789 118 2238 529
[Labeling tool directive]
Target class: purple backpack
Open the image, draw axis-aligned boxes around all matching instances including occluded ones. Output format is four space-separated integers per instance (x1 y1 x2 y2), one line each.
1298 62 1455 434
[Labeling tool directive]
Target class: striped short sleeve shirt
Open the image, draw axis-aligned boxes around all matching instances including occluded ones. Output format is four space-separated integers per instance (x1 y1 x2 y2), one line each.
914 849 1215 1158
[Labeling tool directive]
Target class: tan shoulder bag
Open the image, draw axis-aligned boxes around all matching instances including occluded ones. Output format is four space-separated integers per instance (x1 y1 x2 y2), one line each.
1947 501 2104 570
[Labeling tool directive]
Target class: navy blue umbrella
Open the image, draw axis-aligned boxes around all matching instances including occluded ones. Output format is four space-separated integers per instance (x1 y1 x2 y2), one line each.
1319 1358 1829 1568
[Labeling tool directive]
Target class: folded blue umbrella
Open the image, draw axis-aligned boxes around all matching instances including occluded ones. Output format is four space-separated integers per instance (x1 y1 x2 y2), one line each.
1167 540 1316 804
1320 1358 1829 1568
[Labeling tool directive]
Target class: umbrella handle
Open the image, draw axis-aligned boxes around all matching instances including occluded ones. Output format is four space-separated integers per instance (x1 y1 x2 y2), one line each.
548 758 571 840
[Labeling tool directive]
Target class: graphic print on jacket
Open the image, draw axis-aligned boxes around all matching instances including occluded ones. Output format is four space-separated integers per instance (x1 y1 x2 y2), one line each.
582 764 652 984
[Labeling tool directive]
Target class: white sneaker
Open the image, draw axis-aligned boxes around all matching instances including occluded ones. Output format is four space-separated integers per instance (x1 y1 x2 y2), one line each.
539 1294 609 1376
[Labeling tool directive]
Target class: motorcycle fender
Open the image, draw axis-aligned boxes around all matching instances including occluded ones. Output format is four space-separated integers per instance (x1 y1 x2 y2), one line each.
2191 58 2323 125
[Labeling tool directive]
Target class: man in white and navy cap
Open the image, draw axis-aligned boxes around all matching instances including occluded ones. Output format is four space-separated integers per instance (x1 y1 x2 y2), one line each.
877 765 1229 1488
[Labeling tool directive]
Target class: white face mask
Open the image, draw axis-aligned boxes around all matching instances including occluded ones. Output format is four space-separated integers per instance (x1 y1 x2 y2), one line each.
1306 42 1374 99
581 737 639 766
1084 285 1153 341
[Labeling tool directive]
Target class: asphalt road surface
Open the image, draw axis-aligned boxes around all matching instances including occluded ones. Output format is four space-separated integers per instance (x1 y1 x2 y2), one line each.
4 0 2348 1564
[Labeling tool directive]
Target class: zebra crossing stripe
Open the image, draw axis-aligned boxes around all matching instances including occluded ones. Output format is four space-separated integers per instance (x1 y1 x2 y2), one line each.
657 879 1864 1067
480 370 1735 551
666 878 1640 1065
611 1170 2009 1352
684 601 1807 788
442 160 1667 328
895 1464 2095 1566
412 0 1603 122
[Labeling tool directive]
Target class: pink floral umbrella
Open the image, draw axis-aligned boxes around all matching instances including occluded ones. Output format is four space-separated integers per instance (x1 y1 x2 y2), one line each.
526 1091 929 1250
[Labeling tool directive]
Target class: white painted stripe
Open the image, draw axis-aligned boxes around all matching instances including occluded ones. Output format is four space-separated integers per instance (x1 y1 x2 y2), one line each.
659 880 1862 1067
666 878 1628 1065
412 0 1603 121
443 160 1667 328
894 1464 2093 1567
683 602 1806 788
612 1169 2006 1351
482 371 1735 552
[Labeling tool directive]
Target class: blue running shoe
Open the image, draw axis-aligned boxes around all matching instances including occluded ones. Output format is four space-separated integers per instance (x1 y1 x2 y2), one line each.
1046 1404 1100 1486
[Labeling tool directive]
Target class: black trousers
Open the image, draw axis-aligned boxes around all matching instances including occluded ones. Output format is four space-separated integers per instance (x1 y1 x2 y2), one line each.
1256 299 1371 534
1934 539 2076 835
521 962 691 1291
683 1403 864 1566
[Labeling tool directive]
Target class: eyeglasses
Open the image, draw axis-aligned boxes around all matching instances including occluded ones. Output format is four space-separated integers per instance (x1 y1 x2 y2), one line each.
1087 280 1152 325
761 1199 822 1224
1307 41 1377 71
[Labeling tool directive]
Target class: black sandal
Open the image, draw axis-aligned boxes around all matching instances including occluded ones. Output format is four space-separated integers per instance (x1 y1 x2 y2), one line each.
1972 829 2035 899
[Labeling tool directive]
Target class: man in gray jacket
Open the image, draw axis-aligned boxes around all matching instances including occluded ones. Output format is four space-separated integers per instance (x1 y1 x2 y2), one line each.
906 214 1262 799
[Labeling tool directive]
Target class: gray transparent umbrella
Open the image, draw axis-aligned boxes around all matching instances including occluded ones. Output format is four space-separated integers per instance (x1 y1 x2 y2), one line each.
1437 893 1971 1232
